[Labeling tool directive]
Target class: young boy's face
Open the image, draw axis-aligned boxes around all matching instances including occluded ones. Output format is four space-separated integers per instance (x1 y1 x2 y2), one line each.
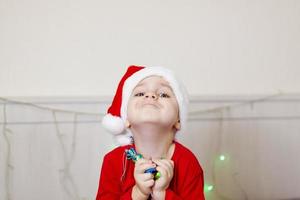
126 76 180 130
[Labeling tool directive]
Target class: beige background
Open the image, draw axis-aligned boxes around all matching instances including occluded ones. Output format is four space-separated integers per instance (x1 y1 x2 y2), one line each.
1 0 300 97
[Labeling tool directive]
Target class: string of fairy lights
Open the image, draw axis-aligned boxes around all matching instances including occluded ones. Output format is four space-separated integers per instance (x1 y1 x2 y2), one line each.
1 93 300 199
0 97 102 200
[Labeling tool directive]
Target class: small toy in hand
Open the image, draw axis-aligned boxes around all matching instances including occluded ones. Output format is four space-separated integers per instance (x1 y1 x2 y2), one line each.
125 148 161 180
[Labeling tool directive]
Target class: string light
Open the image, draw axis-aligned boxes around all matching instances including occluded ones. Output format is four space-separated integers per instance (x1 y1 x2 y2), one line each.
53 111 80 200
219 155 226 161
204 183 214 193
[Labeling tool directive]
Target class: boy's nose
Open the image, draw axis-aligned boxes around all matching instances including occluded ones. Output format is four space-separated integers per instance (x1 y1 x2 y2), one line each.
145 92 158 100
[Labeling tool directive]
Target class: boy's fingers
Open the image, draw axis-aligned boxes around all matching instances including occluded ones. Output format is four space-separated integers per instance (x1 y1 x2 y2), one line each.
144 179 155 187
139 172 154 181
136 163 156 173
159 159 174 170
152 159 173 171
135 160 157 175
152 159 174 178
156 166 168 178
152 159 173 165
136 158 151 166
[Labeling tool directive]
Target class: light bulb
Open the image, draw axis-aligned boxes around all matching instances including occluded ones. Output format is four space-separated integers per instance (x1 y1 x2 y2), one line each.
219 155 226 161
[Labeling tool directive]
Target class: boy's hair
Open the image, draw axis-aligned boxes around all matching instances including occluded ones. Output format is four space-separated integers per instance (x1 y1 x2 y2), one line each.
102 65 189 145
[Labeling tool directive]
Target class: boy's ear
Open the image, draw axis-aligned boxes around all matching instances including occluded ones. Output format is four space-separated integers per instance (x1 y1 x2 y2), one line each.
125 120 131 128
174 120 181 130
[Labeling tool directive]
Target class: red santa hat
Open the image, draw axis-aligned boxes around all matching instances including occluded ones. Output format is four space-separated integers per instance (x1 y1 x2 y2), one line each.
102 65 189 145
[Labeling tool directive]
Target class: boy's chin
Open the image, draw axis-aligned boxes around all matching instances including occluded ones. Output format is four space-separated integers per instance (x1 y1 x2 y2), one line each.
133 119 161 125
132 119 173 128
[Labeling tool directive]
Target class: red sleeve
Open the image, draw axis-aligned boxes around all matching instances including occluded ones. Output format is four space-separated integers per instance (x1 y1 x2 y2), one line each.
165 143 205 200
165 173 205 200
96 153 133 200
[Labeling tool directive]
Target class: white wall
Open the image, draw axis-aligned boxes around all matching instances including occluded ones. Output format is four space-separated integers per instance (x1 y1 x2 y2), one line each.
1 0 300 97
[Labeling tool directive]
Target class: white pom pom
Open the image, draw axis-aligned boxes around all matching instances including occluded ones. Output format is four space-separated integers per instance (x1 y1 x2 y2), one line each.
102 114 125 135
115 134 132 146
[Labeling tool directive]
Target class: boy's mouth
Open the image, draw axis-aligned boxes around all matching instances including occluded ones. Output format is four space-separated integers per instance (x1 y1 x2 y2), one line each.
142 102 159 108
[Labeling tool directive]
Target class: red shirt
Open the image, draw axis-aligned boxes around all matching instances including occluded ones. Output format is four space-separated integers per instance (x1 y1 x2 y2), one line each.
96 141 205 199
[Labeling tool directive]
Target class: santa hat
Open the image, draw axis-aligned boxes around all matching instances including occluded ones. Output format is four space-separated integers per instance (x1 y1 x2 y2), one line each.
102 65 189 145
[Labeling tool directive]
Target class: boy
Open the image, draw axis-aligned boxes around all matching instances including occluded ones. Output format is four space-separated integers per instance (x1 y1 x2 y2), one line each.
96 66 205 199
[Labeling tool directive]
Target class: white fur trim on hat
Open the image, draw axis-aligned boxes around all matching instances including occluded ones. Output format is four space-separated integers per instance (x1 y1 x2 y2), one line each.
102 113 125 135
115 133 133 146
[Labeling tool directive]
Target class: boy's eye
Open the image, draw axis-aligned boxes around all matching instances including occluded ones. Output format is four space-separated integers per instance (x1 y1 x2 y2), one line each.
158 92 170 98
134 92 145 97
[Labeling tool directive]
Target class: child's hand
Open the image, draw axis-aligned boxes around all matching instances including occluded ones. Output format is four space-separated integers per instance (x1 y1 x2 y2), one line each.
132 159 156 199
151 159 174 198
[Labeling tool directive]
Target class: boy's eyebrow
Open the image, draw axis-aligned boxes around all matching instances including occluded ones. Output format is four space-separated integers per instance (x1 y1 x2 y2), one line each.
160 83 173 90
